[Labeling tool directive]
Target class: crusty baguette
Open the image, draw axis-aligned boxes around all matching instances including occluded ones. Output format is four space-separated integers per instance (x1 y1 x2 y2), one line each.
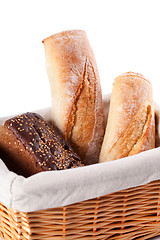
99 72 155 163
43 30 104 165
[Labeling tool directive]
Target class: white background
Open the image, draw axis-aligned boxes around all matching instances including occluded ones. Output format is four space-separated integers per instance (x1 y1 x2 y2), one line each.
0 0 160 118
0 2 160 239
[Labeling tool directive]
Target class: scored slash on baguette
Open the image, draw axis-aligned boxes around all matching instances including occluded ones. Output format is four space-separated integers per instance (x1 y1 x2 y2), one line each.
43 30 104 165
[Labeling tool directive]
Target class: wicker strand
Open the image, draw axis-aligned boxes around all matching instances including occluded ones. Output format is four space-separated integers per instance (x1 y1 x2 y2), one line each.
120 192 128 237
63 207 66 237
93 197 100 237
156 188 160 223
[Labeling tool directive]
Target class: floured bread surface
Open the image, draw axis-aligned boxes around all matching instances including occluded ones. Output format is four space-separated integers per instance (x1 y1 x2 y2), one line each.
99 72 155 163
43 30 104 164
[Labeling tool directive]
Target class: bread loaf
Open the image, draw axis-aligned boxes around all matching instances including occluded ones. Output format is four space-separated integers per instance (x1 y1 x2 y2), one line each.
99 72 155 163
43 30 104 165
0 112 83 177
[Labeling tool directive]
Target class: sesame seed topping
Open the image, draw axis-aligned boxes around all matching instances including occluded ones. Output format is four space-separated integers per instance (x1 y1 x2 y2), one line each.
4 112 83 172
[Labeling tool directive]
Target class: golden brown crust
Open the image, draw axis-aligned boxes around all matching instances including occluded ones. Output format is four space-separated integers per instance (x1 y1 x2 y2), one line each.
99 72 155 163
120 72 151 84
43 30 104 164
67 59 96 158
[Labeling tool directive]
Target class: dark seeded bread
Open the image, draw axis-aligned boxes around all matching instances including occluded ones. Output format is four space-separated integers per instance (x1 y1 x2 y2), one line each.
0 112 83 177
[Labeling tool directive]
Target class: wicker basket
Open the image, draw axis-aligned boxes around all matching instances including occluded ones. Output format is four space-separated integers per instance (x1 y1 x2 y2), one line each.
0 102 160 240
1 178 160 240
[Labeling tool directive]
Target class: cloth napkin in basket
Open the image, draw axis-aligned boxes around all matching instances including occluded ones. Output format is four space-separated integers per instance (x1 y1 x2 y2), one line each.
0 96 160 212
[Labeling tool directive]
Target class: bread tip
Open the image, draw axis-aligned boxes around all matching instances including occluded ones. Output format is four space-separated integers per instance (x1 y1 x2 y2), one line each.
115 71 151 85
42 29 86 44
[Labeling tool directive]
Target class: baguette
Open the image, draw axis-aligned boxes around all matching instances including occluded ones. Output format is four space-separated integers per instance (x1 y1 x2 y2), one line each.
99 72 155 162
43 30 104 165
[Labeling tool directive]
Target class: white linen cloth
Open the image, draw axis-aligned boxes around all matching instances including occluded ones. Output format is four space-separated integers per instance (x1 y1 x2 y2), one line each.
0 146 160 212
0 98 160 213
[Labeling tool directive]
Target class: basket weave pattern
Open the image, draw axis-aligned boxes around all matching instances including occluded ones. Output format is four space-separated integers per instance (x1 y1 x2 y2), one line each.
1 180 160 240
